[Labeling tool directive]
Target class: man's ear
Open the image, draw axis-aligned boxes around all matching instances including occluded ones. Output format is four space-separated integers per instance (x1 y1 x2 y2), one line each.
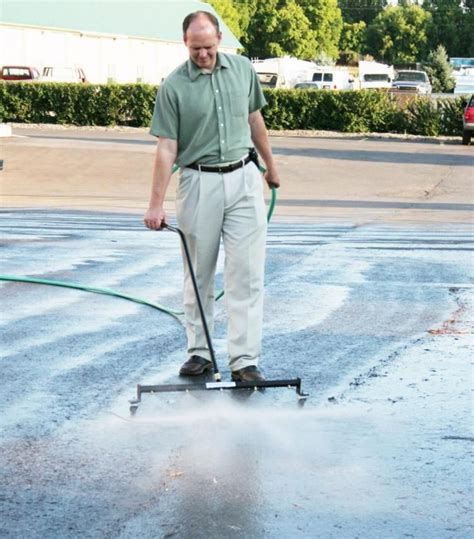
217 32 222 44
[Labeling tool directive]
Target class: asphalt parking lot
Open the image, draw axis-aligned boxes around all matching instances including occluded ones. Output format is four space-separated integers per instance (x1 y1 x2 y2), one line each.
1 127 473 538
2 125 472 223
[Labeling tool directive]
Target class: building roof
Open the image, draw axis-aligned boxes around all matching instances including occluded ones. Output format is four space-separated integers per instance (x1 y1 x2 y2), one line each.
1 0 241 48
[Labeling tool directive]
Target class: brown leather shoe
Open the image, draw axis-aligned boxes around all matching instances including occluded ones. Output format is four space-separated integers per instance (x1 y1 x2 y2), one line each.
179 355 213 376
231 366 265 383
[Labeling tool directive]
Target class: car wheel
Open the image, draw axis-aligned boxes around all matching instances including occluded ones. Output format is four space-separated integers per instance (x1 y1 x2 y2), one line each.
462 130 471 145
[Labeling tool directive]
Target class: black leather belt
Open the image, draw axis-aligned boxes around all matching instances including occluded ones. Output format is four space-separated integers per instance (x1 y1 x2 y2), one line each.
186 153 253 174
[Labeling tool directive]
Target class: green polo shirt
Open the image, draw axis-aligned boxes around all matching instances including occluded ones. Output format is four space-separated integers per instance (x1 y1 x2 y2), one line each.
150 53 267 166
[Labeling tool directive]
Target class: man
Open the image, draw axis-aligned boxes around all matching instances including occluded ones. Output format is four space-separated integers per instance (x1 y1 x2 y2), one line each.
144 11 279 383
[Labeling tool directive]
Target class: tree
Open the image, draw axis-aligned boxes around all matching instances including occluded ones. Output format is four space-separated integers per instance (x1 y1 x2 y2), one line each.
423 0 474 57
340 0 386 25
339 21 366 63
241 0 318 60
238 0 343 61
365 5 432 64
423 45 456 92
207 0 243 38
232 0 257 37
268 1 317 59
434 0 474 58
298 0 343 60
458 8 474 57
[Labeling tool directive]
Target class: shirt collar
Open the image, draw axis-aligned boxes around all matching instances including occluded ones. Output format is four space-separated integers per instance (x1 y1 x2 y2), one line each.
187 53 230 81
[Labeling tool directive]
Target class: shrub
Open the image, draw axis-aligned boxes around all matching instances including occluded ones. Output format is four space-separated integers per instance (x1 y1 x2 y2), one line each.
437 96 467 136
401 97 441 136
0 82 465 136
262 89 399 132
0 82 157 126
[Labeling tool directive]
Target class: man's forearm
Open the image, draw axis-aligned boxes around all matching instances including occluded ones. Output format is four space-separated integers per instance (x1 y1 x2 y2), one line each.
249 111 276 171
148 139 177 208
249 110 280 188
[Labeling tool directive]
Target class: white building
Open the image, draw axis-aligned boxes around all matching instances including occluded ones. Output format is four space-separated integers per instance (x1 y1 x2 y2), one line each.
0 0 241 84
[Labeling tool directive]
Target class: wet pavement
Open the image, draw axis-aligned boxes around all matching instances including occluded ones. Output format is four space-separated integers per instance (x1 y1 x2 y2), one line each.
1 127 473 537
1 210 473 538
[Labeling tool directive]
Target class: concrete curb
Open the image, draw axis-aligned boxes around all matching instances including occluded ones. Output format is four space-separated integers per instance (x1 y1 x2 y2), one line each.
6 122 461 144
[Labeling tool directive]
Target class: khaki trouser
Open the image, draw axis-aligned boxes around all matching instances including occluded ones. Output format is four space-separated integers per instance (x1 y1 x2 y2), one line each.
176 161 267 371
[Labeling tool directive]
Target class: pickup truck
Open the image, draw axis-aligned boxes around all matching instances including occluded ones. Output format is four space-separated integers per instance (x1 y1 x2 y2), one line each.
0 65 41 81
391 70 432 94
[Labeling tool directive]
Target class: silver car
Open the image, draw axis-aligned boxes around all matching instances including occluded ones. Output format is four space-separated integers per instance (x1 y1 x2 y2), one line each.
392 70 432 94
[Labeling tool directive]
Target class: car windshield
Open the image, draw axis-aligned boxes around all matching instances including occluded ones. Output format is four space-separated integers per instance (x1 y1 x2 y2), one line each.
395 72 426 82
364 74 389 82
4 67 36 77
6 68 27 76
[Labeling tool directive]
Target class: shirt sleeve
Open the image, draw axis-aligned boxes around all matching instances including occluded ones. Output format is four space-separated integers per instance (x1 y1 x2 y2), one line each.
149 82 179 140
248 61 267 114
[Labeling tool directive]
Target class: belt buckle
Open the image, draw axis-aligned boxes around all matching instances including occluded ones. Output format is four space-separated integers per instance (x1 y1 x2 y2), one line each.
214 161 237 173
221 162 235 173
199 156 249 173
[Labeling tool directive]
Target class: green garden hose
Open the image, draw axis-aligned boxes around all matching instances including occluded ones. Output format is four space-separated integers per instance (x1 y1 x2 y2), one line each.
0 274 183 320
1 178 277 318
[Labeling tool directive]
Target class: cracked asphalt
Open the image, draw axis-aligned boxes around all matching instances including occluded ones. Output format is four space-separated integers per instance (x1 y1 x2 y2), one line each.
0 127 473 538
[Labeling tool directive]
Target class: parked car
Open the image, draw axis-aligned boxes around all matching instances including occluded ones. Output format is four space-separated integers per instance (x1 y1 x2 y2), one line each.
391 70 432 94
295 70 353 91
462 94 474 145
294 82 320 90
0 65 41 81
40 66 87 83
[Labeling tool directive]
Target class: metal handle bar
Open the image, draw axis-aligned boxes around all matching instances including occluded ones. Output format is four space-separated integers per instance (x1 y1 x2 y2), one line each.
163 223 221 381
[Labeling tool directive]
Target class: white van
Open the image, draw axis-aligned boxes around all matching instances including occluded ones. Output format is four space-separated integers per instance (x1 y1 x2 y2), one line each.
308 67 352 90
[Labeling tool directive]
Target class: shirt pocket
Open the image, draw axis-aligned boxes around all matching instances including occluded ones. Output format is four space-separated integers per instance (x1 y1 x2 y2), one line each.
230 91 248 118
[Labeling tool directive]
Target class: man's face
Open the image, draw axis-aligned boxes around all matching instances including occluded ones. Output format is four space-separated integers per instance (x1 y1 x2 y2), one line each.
184 23 222 71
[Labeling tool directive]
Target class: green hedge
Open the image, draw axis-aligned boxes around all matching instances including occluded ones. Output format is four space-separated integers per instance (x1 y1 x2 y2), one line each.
0 82 156 127
0 82 467 136
263 89 466 136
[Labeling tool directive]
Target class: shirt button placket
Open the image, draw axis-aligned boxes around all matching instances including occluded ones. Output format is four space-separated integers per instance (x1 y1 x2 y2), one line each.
213 75 225 160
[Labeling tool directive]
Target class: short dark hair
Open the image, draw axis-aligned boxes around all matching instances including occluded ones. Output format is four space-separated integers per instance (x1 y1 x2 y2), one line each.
182 11 220 36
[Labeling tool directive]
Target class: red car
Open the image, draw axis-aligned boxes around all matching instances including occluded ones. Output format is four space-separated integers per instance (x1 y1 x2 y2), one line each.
0 65 41 81
462 94 474 145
